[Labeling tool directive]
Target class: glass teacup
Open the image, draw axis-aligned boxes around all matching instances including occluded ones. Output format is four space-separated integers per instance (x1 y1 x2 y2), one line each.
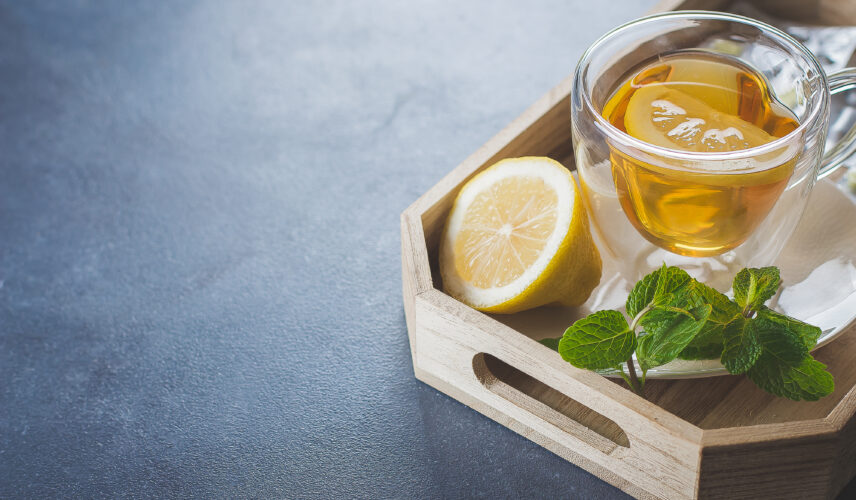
571 11 856 291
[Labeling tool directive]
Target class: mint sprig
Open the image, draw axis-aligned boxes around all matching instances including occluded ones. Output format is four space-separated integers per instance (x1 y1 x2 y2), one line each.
542 265 834 401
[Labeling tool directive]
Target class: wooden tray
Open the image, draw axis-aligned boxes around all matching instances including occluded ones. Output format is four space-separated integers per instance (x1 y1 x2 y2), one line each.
401 1 856 498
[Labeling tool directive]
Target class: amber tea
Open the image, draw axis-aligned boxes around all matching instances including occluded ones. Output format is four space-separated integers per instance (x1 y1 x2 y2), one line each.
602 51 800 257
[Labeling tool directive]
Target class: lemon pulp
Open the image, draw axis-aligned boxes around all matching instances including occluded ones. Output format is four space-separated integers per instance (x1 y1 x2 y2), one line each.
454 176 558 288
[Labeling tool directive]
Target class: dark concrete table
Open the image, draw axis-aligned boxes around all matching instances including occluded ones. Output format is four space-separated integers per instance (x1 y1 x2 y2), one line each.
1 1 854 498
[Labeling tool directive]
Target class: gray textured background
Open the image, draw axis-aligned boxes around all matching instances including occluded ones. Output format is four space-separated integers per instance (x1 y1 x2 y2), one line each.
1 1 854 498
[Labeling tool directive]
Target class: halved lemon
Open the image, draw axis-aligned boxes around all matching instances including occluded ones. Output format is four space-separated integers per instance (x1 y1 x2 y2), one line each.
439 157 601 314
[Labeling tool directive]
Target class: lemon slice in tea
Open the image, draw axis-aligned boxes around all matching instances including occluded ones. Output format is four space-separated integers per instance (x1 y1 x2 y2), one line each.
439 157 601 314
625 85 778 153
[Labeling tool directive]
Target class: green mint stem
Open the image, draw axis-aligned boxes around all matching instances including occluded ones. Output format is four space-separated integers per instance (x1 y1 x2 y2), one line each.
629 306 650 331
622 307 648 396
618 370 632 388
626 356 644 396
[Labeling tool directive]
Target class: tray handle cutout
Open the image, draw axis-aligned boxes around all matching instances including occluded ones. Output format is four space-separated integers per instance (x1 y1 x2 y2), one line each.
473 353 629 453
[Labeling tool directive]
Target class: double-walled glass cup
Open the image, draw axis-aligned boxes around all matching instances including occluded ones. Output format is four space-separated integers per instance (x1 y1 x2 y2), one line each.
572 11 856 290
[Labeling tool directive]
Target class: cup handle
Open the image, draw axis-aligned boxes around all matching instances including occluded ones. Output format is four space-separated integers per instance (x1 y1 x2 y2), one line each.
819 67 856 179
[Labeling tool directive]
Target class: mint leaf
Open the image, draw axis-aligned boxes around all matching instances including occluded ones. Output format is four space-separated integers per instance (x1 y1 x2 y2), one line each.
635 334 655 375
679 281 740 360
677 340 723 360
747 354 834 401
653 305 697 319
538 337 561 351
753 316 809 367
720 317 761 374
559 310 636 370
626 265 695 318
694 280 741 324
626 266 662 318
733 267 780 312
636 304 711 372
654 265 695 302
756 308 821 350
